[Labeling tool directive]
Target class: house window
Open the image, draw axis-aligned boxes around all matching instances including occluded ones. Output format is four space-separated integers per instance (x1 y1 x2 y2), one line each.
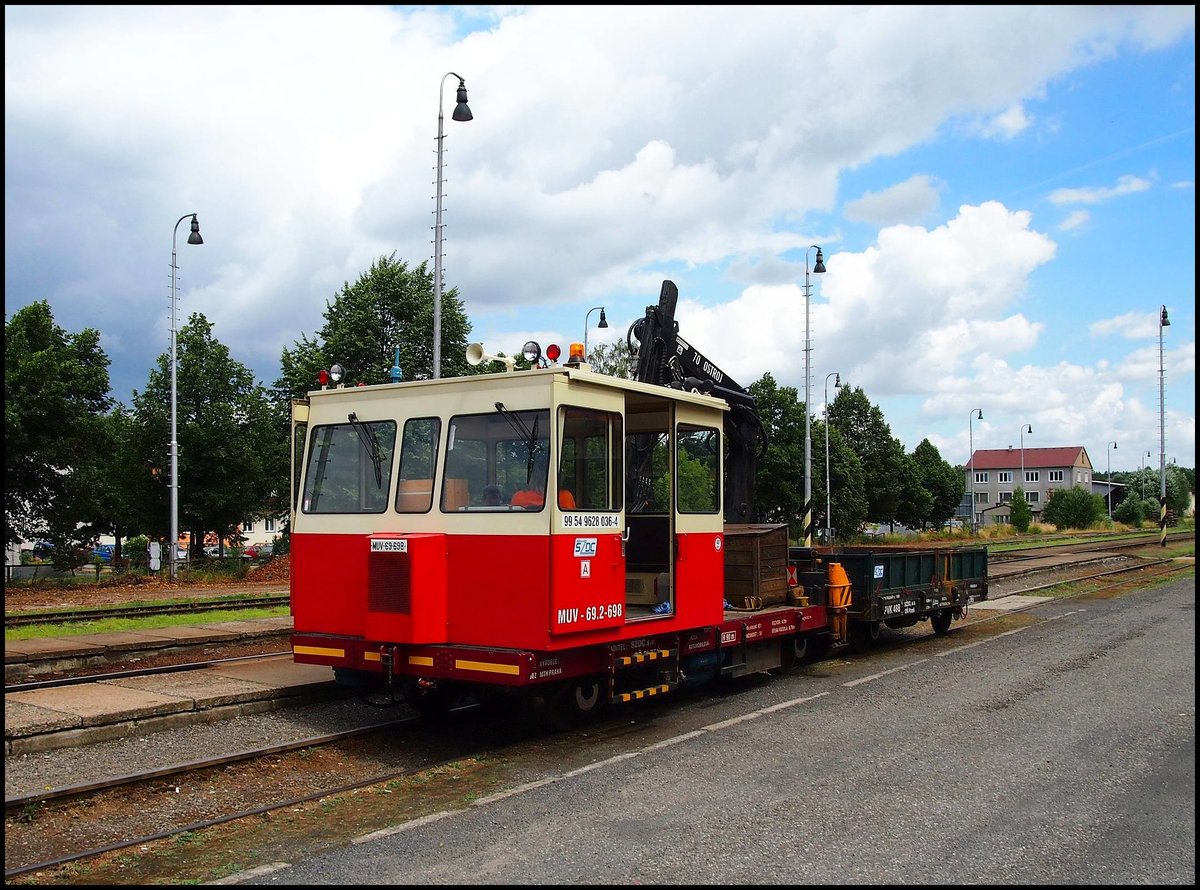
1048 470 1064 482
243 518 254 533
1025 470 1040 483
1026 491 1040 503
999 491 1012 504
998 471 1012 483
995 514 1010 525
975 471 988 484
974 491 989 505
265 518 276 533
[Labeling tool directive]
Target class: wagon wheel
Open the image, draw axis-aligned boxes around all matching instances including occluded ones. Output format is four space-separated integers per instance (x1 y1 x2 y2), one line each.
848 619 882 653
930 608 953 635
781 635 812 669
403 680 460 720
544 676 607 730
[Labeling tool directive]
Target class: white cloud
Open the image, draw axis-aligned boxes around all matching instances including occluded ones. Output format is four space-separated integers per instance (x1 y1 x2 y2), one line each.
5 5 1195 472
843 175 942 226
1047 174 1153 205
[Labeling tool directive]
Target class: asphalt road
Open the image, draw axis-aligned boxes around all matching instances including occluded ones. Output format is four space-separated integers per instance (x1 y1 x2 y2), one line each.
231 574 1196 885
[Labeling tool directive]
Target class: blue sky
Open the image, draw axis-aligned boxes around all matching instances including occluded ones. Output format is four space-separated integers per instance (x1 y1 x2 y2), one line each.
5 6 1195 473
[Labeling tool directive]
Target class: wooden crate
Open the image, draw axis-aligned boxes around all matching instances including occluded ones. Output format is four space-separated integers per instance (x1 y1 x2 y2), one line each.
723 523 789 606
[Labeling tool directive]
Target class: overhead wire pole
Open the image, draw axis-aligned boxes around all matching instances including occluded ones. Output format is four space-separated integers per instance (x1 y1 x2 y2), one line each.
168 213 203 581
802 246 825 547
1106 441 1117 521
432 72 473 379
824 371 841 544
1158 305 1170 546
969 409 982 532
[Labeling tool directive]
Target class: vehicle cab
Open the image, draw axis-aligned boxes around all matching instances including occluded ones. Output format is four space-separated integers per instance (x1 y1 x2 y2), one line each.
289 350 729 670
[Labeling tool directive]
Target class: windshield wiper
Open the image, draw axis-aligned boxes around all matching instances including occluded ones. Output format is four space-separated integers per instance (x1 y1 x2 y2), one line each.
348 412 383 488
494 402 543 485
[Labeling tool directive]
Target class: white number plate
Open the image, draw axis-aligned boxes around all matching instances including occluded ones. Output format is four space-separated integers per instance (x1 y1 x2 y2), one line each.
371 539 408 552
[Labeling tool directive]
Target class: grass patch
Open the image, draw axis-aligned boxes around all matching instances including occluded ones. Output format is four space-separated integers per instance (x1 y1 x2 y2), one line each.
4 606 291 642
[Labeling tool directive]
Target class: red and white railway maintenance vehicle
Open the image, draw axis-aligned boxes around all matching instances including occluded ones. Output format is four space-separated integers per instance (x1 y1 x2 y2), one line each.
289 280 987 722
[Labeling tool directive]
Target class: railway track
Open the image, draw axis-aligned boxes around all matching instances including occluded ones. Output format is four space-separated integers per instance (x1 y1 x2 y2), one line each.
3 593 290 628
4 555 1193 880
988 530 1191 564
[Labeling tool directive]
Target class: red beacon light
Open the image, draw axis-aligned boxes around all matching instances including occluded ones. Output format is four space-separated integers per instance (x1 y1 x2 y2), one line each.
317 364 345 389
546 343 561 363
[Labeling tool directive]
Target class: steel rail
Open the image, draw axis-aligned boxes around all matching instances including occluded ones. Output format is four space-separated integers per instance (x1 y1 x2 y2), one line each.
4 594 290 628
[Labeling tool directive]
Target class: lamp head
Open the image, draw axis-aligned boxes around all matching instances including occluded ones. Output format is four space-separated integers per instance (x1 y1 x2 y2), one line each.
188 215 203 245
975 409 983 420
453 81 473 121
812 246 826 274
598 308 608 329
1160 305 1170 327
834 373 841 387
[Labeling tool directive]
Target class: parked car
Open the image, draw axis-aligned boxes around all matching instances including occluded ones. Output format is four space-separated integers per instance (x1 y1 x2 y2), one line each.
92 544 115 563
243 544 260 559
257 542 274 559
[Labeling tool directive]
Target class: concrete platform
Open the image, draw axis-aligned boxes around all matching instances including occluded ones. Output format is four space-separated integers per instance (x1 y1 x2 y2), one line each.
970 594 1052 612
3 615 333 755
4 654 337 756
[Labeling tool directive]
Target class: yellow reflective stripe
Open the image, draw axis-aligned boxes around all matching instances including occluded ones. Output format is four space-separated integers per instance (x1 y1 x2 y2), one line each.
617 649 673 666
293 645 344 659
455 659 520 676
363 651 381 663
617 684 672 702
407 655 435 667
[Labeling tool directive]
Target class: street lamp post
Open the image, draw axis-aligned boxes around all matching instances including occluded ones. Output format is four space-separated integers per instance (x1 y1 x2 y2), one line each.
802 245 826 547
1106 441 1117 520
969 408 983 532
169 213 203 581
1141 450 1151 500
824 372 841 544
1018 424 1032 482
583 306 608 360
1158 305 1170 545
432 72 473 379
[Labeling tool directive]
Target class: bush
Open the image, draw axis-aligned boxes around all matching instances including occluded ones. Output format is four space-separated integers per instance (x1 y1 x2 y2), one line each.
125 535 150 569
1042 486 1104 530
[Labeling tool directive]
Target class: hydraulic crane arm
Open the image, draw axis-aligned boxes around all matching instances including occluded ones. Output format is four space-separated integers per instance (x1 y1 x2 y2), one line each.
627 280 767 523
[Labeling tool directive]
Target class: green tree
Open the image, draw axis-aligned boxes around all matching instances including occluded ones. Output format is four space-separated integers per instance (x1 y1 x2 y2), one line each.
748 374 806 536
895 451 934 531
908 439 964 530
827 385 907 527
1113 489 1148 526
275 253 474 400
588 339 636 378
1010 485 1032 532
4 300 113 551
133 314 280 555
815 420 868 541
1042 486 1103 530
73 408 147 564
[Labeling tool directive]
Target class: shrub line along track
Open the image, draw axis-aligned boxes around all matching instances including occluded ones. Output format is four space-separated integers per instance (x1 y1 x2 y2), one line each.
4 555 1192 880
